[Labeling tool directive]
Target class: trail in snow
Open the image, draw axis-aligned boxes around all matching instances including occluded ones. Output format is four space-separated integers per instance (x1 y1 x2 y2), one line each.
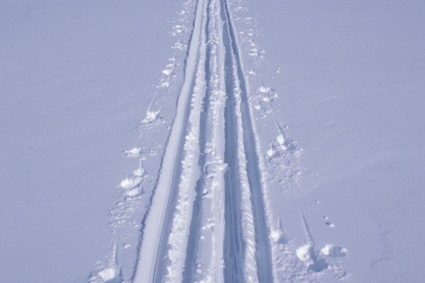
133 0 206 281
221 0 273 280
133 0 274 281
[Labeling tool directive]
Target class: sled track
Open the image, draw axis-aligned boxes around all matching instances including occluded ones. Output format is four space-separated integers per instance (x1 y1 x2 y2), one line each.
133 0 273 282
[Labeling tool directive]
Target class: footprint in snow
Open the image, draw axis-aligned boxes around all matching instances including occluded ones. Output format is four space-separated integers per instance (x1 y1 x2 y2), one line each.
323 216 336 228
297 211 348 277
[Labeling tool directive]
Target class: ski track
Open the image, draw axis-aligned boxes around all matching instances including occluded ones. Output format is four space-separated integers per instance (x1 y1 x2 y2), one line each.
133 0 274 282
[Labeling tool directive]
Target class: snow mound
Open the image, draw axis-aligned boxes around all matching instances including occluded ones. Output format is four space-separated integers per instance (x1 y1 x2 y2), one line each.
133 167 145 177
119 177 142 190
97 266 119 282
258 85 271 93
125 187 141 198
296 244 328 272
296 244 314 262
320 244 348 258
270 229 286 243
142 109 161 124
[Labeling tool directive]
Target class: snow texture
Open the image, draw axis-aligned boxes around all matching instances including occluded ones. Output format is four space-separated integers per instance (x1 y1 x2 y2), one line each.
1 0 425 282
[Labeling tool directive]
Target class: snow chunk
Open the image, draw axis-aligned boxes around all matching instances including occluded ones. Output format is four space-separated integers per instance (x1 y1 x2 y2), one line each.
267 148 275 158
162 69 173 76
126 187 141 197
270 229 285 243
133 167 145 177
259 85 271 93
172 25 183 34
97 266 119 282
297 244 329 272
160 81 170 88
267 145 276 158
277 133 285 146
276 133 287 151
119 177 142 190
142 109 161 124
162 69 172 75
122 147 141 158
296 244 314 262
262 96 271 102
320 244 347 258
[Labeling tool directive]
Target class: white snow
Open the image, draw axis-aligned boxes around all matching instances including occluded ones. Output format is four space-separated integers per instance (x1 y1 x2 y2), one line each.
133 168 145 177
321 244 348 258
97 267 118 282
2 0 425 282
296 244 314 262
133 0 207 281
0 0 181 282
142 109 161 124
259 85 271 93
276 134 285 147
122 147 142 159
119 177 142 190
270 229 285 244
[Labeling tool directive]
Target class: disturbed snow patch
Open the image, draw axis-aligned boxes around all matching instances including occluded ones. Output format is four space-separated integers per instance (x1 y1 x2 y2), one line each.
142 108 161 124
89 243 122 283
122 147 142 158
295 211 348 279
321 244 348 258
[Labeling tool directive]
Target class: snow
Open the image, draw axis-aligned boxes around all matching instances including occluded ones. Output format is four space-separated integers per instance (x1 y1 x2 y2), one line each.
119 177 142 191
2 0 425 282
296 244 314 263
122 148 142 159
245 0 425 281
321 244 348 258
0 0 180 282
97 267 119 282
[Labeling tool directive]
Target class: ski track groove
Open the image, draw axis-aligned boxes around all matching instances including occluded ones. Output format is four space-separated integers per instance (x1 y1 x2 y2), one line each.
220 0 274 281
133 0 274 282
133 0 206 281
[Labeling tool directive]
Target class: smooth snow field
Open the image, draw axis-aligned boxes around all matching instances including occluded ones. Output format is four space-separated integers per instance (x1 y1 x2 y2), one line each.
1 0 424 282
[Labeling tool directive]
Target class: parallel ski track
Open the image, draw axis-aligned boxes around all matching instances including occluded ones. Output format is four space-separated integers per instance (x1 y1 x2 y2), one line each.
133 0 206 281
220 0 273 281
133 0 273 282
182 0 212 281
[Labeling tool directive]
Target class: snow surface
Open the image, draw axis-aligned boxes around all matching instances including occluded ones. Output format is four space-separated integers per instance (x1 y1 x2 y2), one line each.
1 0 425 282
249 0 425 281
0 0 180 282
